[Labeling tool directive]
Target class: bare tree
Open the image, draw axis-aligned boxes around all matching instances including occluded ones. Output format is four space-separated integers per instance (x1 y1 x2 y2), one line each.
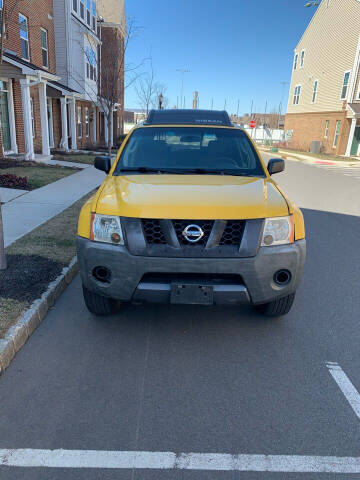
71 19 141 158
134 63 156 115
152 83 169 110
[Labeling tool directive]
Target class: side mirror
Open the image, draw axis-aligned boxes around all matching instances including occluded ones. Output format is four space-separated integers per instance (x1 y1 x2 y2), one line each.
94 156 111 174
267 158 285 175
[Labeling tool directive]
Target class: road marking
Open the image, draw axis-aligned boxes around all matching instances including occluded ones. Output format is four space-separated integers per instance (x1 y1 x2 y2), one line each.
0 449 360 472
327 362 360 420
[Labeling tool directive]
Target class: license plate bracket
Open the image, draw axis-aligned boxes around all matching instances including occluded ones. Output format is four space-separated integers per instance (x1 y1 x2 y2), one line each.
170 283 214 305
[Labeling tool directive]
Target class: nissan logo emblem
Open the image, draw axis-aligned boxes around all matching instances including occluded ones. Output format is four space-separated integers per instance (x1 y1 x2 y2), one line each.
182 224 204 243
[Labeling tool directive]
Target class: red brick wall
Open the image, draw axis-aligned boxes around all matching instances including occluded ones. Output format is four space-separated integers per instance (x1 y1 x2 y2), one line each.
12 80 25 153
284 111 350 156
4 0 56 73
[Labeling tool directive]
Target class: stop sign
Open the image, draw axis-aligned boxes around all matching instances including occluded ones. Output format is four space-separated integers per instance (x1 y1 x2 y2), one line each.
249 120 257 129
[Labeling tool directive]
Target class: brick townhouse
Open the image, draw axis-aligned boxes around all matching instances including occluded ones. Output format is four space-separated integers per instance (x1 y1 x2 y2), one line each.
0 0 66 159
285 0 360 157
0 0 126 158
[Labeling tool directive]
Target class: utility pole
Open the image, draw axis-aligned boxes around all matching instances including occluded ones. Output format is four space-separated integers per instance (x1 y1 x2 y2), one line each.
224 99 227 110
280 82 289 115
210 98 214 110
250 99 254 118
176 69 190 109
236 99 240 118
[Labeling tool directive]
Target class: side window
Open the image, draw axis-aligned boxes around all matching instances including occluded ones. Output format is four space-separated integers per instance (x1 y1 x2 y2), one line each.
92 2 96 31
341 71 351 100
86 0 91 25
73 0 78 13
293 53 298 71
41 28 49 68
312 80 318 103
293 85 301 105
300 50 305 68
19 13 30 60
333 120 341 147
324 120 330 139
77 106 82 138
80 0 85 19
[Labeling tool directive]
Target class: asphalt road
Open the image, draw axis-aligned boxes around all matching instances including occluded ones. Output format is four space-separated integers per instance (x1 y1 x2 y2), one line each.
1 157 360 479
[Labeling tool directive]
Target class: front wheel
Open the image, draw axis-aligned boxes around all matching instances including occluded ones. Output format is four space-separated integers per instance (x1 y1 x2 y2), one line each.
82 285 119 316
255 293 296 317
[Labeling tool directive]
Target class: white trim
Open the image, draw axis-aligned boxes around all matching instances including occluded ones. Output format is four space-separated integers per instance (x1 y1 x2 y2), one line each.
19 13 30 61
40 28 49 69
38 81 50 155
345 117 358 156
60 97 69 150
3 55 60 81
348 34 360 103
47 97 54 148
20 77 35 160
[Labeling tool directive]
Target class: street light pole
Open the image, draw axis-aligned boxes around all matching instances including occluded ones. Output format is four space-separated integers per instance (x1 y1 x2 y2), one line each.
176 69 190 109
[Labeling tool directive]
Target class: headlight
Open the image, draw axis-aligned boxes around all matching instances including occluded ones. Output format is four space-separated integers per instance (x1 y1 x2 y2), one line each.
261 216 294 246
90 214 124 245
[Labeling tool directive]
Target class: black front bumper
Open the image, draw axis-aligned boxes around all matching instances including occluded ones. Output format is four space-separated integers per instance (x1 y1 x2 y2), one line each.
77 237 306 306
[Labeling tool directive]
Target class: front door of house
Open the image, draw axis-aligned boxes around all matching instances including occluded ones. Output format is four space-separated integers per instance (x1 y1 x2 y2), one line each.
350 126 360 156
0 82 11 152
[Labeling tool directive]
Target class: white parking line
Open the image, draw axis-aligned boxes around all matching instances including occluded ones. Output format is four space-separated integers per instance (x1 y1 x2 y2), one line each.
327 362 360 420
0 449 360 472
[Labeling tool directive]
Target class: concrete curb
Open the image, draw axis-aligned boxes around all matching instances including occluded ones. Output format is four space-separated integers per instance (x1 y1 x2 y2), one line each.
0 256 78 374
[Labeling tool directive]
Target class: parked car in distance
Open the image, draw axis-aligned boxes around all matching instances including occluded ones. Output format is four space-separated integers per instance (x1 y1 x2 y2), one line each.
77 109 306 317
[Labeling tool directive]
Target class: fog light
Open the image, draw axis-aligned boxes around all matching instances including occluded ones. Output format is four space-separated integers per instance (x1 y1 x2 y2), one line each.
263 234 274 246
274 269 291 286
111 233 121 244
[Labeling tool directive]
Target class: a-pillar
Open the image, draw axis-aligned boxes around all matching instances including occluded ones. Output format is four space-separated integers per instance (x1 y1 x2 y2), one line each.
60 97 69 150
69 96 77 150
38 81 50 156
345 117 357 157
20 78 34 160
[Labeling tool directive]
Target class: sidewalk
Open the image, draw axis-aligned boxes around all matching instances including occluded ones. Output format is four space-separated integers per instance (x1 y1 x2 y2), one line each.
258 147 360 167
1 166 105 247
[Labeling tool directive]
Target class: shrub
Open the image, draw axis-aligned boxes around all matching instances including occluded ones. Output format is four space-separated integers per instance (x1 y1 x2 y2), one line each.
0 173 31 190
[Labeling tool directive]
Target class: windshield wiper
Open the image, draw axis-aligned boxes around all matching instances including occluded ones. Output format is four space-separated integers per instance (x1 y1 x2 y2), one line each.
117 167 257 177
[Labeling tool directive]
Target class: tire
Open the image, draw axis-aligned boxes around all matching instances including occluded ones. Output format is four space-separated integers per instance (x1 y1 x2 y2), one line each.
82 285 118 316
255 293 296 317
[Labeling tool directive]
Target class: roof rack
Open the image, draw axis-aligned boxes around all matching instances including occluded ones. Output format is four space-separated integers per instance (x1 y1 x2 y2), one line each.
145 109 233 127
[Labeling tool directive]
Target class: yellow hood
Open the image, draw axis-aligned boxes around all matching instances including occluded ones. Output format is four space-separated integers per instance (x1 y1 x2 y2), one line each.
95 174 289 219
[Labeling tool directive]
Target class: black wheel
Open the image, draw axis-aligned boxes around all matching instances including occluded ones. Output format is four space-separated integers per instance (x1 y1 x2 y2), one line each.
255 293 296 317
82 285 118 316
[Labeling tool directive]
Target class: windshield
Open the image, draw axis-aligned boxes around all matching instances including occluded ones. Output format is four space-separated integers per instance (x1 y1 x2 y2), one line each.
114 127 265 177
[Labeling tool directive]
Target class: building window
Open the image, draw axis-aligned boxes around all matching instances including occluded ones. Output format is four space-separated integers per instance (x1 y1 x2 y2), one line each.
19 14 30 60
92 1 96 31
72 0 78 12
85 107 90 136
86 0 91 25
85 46 97 81
79 0 85 19
300 50 305 68
77 106 82 138
41 28 49 68
293 53 298 70
333 120 341 147
341 71 351 100
293 85 301 105
30 97 35 138
312 80 318 103
324 120 330 138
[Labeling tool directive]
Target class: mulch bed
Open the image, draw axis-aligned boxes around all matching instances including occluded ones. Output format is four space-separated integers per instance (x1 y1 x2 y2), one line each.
0 254 64 303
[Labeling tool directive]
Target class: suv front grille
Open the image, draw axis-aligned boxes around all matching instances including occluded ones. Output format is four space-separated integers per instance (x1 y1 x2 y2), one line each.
220 221 246 246
142 219 167 245
142 219 245 248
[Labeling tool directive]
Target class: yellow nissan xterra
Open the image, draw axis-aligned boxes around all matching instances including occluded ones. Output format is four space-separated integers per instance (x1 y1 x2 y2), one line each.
77 110 306 317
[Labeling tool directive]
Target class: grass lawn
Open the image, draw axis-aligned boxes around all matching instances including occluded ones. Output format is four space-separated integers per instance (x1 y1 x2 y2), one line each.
0 190 95 337
0 165 78 190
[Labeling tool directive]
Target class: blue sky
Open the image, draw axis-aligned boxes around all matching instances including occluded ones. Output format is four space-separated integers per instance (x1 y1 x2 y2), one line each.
125 0 316 115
